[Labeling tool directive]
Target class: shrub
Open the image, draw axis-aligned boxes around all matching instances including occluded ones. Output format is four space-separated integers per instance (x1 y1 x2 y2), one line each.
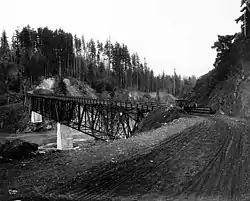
53 77 67 95
0 104 29 133
91 80 115 94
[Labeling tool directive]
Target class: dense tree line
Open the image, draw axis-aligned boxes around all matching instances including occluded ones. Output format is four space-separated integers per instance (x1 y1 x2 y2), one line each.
0 25 197 97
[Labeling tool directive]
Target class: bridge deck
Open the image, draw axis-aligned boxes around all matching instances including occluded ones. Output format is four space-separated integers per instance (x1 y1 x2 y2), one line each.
28 93 160 111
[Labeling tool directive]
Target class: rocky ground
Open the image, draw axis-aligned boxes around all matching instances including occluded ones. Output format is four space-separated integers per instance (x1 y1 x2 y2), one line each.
1 113 249 201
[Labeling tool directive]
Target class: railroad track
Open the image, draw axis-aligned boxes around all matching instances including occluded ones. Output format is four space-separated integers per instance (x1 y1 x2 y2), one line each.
179 118 245 198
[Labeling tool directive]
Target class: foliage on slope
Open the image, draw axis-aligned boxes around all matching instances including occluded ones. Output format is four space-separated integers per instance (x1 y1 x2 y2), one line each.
186 2 250 119
187 30 250 119
0 103 28 133
137 106 186 133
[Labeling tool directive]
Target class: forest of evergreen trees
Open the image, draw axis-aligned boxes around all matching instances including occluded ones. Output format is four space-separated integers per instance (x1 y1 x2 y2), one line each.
210 2 250 83
0 25 197 97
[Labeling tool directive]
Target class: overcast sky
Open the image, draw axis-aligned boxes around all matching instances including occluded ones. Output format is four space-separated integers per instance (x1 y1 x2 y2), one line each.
0 0 242 77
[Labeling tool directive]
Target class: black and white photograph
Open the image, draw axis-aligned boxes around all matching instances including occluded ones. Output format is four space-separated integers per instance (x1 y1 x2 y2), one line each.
1 0 250 200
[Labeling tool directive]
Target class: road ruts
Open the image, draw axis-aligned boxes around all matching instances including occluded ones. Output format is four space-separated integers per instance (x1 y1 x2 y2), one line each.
53 121 210 201
46 116 250 201
123 120 215 196
111 124 209 197
179 117 249 200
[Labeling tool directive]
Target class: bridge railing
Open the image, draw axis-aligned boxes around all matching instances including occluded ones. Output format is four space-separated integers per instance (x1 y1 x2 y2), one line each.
4 92 168 113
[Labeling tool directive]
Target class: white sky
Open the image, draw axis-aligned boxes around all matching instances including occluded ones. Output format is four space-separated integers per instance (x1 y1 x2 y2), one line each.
0 0 242 77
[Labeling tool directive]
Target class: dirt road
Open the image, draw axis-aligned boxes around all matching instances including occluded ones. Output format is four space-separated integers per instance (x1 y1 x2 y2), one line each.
2 114 250 201
48 115 250 201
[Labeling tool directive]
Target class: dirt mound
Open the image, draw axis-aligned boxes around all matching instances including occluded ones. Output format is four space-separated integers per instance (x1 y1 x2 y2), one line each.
66 77 97 99
0 139 38 160
34 78 55 93
137 106 186 133
30 77 97 99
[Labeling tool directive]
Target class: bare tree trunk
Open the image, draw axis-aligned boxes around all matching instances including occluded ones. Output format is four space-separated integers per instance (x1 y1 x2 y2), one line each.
59 56 62 78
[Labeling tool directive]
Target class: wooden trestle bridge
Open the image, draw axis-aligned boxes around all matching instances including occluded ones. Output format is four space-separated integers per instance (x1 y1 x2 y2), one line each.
27 93 159 141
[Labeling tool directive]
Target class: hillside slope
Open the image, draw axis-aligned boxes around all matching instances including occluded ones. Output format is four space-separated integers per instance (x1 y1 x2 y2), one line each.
31 77 97 99
187 34 250 119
